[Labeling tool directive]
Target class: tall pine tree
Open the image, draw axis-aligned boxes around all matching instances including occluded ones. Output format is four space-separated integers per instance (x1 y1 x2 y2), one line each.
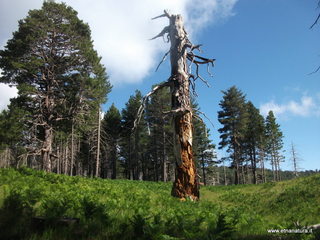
218 86 248 184
265 111 284 181
102 104 121 179
193 116 216 185
145 84 173 181
0 2 111 171
244 101 265 184
120 91 148 180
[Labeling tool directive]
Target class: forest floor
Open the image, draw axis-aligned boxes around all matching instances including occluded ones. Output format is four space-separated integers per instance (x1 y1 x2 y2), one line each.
0 167 319 240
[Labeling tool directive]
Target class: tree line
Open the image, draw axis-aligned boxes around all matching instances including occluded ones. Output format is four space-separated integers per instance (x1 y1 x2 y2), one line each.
218 86 284 184
0 1 305 185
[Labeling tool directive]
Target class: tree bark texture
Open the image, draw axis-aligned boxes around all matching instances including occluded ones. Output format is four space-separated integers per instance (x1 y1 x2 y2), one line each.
166 14 199 200
149 10 213 199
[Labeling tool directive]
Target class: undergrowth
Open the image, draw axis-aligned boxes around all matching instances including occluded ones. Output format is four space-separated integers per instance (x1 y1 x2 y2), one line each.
0 167 319 240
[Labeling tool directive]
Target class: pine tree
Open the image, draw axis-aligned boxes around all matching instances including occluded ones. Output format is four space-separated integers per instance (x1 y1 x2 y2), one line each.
244 101 265 184
120 90 148 180
265 111 284 181
145 84 173 181
218 86 248 184
102 104 121 179
0 2 111 171
193 116 216 185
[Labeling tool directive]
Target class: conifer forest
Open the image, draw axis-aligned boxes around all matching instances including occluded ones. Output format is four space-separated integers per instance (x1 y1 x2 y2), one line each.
0 1 319 239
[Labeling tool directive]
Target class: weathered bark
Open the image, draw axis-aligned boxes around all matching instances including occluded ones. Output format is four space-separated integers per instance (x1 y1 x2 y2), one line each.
164 14 199 200
149 10 214 199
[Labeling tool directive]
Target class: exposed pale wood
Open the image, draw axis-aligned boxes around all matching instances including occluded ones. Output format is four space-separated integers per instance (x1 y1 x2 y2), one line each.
148 10 215 200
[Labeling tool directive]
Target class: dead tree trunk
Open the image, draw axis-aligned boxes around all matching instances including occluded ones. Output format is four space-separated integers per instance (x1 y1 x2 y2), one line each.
290 142 300 178
148 11 214 200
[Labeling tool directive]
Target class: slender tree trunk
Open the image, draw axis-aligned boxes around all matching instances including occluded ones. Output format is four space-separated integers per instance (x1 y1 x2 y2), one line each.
64 138 69 175
95 107 101 178
162 129 167 182
201 155 207 185
112 142 117 179
259 150 266 183
234 147 240 185
70 121 74 176
277 159 281 181
57 144 61 174
168 14 199 200
223 164 227 185
251 147 257 184
242 165 246 184
271 155 275 181
274 155 279 181
291 143 298 178
42 127 53 172
77 137 81 176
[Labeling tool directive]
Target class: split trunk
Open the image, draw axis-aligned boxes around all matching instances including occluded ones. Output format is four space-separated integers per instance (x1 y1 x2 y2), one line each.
167 14 199 200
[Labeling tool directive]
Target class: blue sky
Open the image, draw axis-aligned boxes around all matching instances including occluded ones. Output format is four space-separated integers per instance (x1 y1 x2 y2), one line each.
0 0 319 170
104 0 320 171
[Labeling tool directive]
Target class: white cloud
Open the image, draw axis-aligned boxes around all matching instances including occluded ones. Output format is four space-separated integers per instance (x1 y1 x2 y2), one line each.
260 95 320 118
0 84 18 111
0 0 238 86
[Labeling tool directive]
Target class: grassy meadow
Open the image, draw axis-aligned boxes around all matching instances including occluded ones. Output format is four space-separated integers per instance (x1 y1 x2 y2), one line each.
0 167 319 240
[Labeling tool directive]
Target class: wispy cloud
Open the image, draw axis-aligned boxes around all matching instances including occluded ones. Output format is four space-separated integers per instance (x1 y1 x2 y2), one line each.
0 0 238 86
260 95 320 118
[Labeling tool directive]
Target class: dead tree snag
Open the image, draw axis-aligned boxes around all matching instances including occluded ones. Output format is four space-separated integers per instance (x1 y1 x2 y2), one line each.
139 10 214 200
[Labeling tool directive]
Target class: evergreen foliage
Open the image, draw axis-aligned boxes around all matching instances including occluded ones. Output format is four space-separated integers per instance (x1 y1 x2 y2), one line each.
193 115 217 185
101 104 121 179
243 101 265 184
0 2 111 171
120 90 148 180
218 86 248 184
265 111 284 181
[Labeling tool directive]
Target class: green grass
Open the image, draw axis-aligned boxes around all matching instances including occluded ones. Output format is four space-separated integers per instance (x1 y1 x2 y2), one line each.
0 167 319 240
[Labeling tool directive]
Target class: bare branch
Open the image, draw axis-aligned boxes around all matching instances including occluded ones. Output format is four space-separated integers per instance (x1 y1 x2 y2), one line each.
132 81 172 132
308 65 320 75
163 107 191 115
152 14 167 20
156 50 170 71
151 10 171 20
150 26 169 40
195 63 211 87
191 44 203 52
188 75 197 97
194 109 214 129
187 53 215 65
207 63 214 77
192 114 209 138
310 13 320 29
